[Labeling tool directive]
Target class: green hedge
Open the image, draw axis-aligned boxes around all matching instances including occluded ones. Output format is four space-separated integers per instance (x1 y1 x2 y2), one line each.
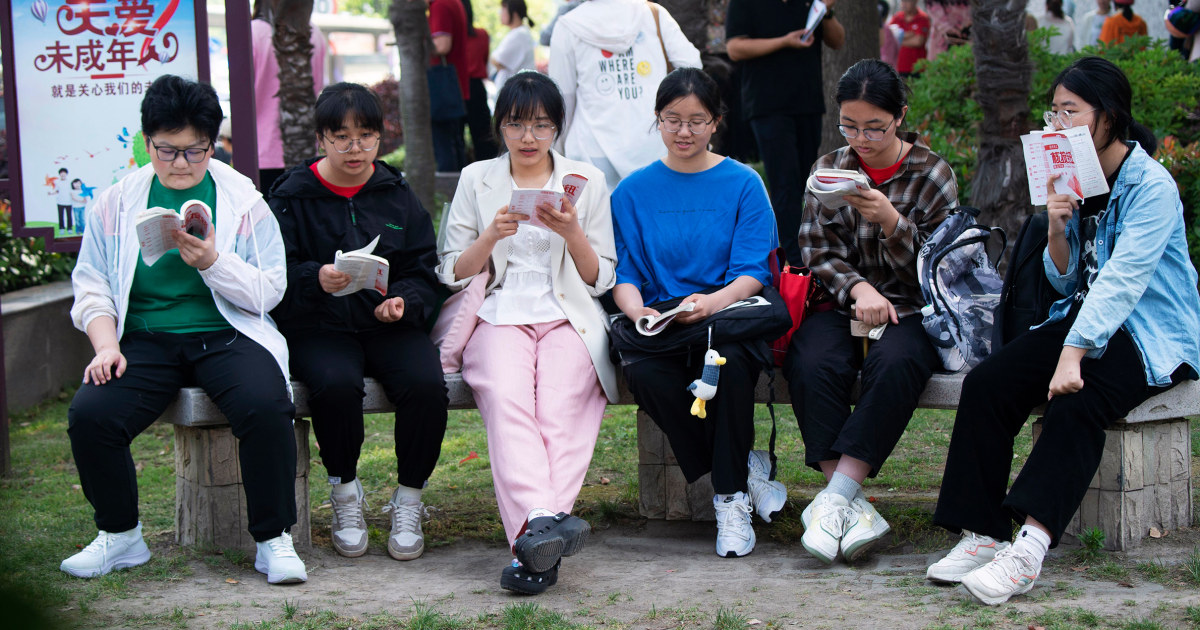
0 199 76 294
907 32 1200 271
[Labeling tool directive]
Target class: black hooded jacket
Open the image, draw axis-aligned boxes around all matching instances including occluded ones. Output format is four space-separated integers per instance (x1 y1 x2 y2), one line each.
268 158 440 334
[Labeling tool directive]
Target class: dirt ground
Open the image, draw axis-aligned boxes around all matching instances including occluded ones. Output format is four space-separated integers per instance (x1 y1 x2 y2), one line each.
77 519 1200 629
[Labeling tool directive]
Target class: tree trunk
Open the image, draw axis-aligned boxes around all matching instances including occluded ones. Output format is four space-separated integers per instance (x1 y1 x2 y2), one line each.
818 3 880 156
272 0 318 168
970 0 1033 241
390 0 436 215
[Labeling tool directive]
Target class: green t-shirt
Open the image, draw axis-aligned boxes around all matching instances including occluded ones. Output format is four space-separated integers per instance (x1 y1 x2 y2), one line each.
126 173 230 334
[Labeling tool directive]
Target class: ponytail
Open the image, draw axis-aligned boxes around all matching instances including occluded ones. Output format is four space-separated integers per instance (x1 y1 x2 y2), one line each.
1128 120 1157 155
1122 5 1133 19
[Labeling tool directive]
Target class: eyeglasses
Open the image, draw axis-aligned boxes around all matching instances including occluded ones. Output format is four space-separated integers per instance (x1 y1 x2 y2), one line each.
658 116 714 134
1043 108 1095 129
151 141 212 163
836 118 896 141
501 122 557 140
324 132 380 153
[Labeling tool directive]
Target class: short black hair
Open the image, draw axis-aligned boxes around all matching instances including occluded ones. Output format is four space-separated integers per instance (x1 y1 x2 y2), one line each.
492 72 565 146
501 0 533 27
58 167 68 174
1049 56 1156 154
654 67 725 121
835 59 909 121
71 178 82 187
315 82 384 136
141 75 223 144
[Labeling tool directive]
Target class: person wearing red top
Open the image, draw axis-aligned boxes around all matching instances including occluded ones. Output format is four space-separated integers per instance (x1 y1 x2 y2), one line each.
463 0 499 161
888 0 931 77
1099 0 1147 44
429 0 470 171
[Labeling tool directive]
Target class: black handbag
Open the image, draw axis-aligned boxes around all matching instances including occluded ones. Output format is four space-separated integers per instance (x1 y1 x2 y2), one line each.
428 56 466 121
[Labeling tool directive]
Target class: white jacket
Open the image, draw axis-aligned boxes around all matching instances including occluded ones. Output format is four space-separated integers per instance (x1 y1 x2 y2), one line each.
70 161 292 384
549 0 701 189
436 151 619 401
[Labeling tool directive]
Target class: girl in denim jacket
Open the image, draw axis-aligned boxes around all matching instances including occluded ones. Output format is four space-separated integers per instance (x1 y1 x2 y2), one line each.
927 56 1200 606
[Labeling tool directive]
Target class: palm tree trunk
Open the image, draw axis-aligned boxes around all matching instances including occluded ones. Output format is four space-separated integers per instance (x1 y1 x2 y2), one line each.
970 0 1033 240
272 0 318 169
390 0 436 215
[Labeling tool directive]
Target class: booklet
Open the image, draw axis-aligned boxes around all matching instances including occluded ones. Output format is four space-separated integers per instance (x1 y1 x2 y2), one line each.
806 169 872 207
511 173 589 229
636 302 696 336
801 0 827 43
333 234 389 296
135 199 213 266
1020 125 1109 205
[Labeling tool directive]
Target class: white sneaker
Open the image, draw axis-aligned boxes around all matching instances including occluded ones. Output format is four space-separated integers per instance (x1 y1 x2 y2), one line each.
330 479 368 558
746 450 787 523
960 545 1041 605
840 494 891 561
385 495 425 561
60 522 152 578
713 492 756 558
800 491 854 564
255 531 308 584
926 531 1011 584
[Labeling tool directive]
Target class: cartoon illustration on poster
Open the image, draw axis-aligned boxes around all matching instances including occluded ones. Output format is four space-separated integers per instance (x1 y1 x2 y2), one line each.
9 0 198 238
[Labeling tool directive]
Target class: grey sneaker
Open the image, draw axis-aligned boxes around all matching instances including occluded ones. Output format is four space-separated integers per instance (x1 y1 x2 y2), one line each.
60 522 152 578
329 479 368 558
386 493 425 561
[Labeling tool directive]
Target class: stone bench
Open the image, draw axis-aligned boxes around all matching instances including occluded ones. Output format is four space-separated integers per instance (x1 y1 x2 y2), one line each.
161 372 1198 552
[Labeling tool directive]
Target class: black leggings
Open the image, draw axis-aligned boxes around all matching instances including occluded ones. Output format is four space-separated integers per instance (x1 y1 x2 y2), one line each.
68 330 297 541
287 325 448 488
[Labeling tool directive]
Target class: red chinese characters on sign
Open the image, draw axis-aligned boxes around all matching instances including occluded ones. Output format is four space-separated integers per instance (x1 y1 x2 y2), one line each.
34 0 181 80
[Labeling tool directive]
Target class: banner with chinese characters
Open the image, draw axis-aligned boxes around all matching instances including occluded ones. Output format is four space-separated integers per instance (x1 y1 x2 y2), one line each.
7 0 199 241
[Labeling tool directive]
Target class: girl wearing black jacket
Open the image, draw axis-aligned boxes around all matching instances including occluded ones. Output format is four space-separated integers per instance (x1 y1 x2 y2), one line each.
269 83 448 561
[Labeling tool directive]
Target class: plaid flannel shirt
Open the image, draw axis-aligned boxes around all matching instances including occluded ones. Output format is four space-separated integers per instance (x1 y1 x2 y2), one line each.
798 131 958 318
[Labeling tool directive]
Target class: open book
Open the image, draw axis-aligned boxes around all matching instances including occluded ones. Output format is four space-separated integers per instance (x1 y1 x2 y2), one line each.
806 169 871 207
333 235 389 296
1020 125 1109 205
636 302 695 336
511 173 589 229
135 199 213 266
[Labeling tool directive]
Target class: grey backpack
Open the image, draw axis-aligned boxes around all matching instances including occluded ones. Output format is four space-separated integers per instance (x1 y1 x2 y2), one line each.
917 206 1006 372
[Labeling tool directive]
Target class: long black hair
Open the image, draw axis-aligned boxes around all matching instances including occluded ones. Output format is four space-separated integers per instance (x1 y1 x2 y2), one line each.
835 59 909 122
1048 56 1156 154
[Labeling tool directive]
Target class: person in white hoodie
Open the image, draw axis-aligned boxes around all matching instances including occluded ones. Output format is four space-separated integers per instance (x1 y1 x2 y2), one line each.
548 0 701 191
62 75 307 585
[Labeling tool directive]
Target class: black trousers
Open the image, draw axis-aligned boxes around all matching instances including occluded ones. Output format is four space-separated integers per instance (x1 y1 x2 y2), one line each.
287 325 448 488
749 113 823 265
68 330 297 542
58 204 74 230
432 116 466 172
466 79 498 162
785 310 939 476
623 342 763 493
933 318 1169 546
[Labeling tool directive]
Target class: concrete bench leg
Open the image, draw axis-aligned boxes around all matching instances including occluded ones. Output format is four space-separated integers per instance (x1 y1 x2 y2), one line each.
636 409 715 521
1035 417 1192 551
174 420 311 553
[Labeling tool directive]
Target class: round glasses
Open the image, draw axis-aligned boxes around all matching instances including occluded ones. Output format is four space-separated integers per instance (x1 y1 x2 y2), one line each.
501 122 557 140
325 133 380 153
658 116 714 134
1043 108 1095 129
151 142 212 163
836 118 896 142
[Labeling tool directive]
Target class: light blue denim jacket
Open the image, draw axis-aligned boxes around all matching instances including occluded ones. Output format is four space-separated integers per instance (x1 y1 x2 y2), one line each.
1040 143 1200 387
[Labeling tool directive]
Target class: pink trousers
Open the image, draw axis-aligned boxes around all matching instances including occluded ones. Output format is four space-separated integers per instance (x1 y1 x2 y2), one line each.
462 320 607 545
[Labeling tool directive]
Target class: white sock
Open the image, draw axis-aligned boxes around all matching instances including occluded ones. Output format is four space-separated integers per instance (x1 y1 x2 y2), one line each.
392 484 422 504
1012 525 1051 561
826 472 861 502
527 507 556 522
331 479 359 500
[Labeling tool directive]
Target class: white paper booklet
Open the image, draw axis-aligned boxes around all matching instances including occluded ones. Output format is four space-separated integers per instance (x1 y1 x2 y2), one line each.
806 169 872 207
135 199 213 266
801 0 827 42
1020 126 1109 205
636 302 695 336
333 234 389 296
511 173 589 229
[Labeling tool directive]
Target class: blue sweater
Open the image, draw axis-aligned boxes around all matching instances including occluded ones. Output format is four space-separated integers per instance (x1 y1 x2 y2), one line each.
611 158 777 304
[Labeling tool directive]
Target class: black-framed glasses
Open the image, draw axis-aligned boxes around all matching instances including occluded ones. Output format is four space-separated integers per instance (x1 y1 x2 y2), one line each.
837 118 896 141
1043 108 1095 129
658 116 714 134
151 141 212 163
325 133 380 153
501 122 557 140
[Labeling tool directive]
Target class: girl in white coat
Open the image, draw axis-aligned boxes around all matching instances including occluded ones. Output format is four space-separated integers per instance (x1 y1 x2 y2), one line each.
437 71 617 595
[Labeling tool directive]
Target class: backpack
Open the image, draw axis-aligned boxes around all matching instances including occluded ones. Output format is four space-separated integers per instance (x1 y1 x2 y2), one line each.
917 206 1007 372
992 211 1062 350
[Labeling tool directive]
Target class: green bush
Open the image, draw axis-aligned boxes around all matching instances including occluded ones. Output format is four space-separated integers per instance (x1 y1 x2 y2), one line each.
0 199 77 294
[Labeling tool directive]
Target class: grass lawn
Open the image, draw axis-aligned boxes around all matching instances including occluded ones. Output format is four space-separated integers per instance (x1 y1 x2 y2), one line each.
0 384 1113 629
